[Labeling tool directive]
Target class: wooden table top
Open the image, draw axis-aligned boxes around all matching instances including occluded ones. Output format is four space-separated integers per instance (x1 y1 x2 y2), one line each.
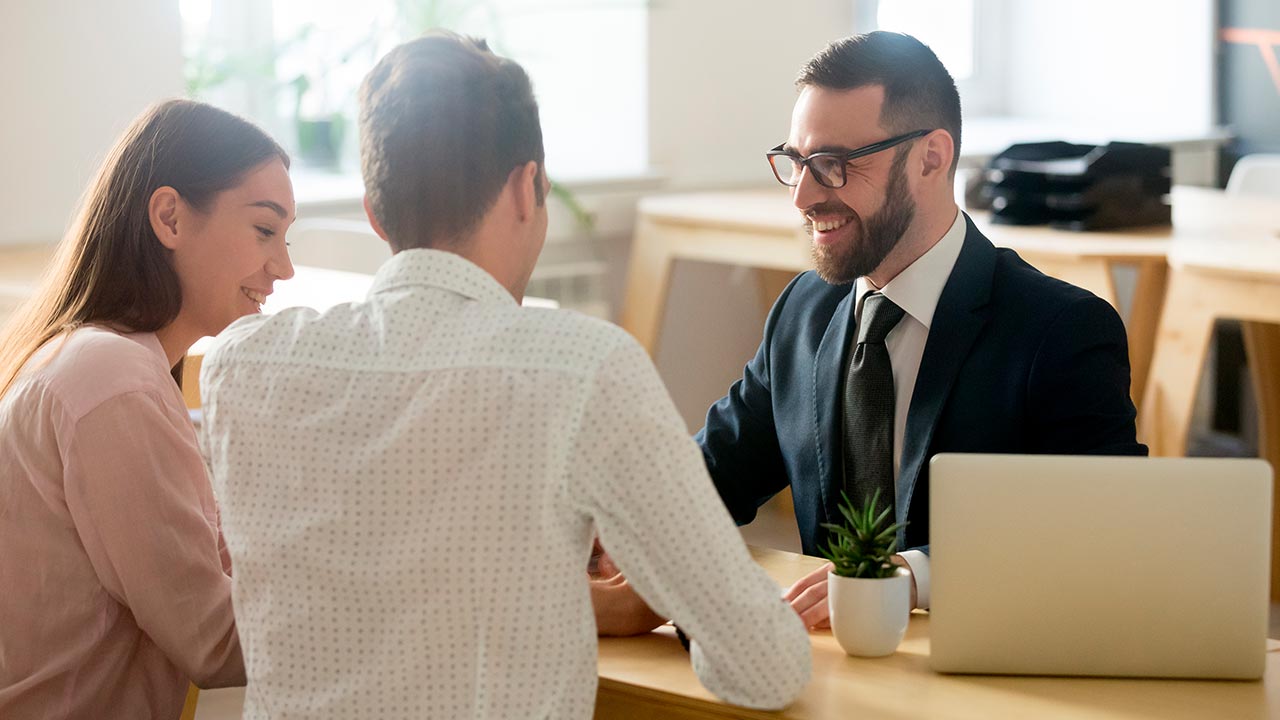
1168 238 1280 280
596 547 1280 720
635 186 1280 263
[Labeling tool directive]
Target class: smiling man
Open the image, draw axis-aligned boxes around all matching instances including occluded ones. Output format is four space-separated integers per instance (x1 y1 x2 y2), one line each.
692 32 1148 626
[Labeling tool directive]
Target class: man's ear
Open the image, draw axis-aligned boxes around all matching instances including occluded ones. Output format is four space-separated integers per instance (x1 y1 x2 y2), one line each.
510 161 540 222
920 129 955 180
363 195 391 245
149 186 181 250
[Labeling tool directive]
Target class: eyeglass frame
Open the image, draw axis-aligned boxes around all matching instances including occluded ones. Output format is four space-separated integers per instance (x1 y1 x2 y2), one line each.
766 129 935 189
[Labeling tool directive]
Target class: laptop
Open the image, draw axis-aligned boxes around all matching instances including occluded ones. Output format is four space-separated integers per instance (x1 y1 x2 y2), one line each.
929 453 1273 679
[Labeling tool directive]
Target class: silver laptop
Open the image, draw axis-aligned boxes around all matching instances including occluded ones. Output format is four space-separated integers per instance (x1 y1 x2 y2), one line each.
929 454 1272 679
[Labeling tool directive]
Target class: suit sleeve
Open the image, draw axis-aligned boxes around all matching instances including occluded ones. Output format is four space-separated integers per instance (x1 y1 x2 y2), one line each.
1026 295 1148 456
693 274 803 525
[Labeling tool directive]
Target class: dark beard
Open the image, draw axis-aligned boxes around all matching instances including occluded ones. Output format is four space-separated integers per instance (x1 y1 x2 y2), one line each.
809 149 916 285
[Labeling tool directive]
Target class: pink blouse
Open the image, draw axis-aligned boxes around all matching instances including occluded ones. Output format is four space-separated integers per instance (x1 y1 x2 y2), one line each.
0 326 243 719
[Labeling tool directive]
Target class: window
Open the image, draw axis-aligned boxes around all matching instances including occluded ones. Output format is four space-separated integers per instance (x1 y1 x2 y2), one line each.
876 0 975 80
859 0 1005 117
181 0 648 181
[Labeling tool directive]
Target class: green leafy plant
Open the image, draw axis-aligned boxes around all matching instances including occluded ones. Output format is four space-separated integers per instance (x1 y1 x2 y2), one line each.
820 489 907 579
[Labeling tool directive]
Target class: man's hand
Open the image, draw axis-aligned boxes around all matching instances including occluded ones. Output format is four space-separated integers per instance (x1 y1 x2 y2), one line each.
589 540 664 636
591 572 666 636
782 561 834 629
783 556 918 629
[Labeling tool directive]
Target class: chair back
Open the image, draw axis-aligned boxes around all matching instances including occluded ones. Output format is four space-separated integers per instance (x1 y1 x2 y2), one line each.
1226 154 1280 197
285 219 389 275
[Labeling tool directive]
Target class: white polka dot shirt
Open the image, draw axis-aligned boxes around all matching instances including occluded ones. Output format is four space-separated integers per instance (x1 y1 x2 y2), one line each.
199 249 811 719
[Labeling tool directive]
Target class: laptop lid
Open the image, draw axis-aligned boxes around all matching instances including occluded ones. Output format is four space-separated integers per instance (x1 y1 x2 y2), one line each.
929 454 1272 679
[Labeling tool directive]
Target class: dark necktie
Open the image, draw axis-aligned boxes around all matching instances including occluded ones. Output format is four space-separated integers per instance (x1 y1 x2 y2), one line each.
842 292 906 518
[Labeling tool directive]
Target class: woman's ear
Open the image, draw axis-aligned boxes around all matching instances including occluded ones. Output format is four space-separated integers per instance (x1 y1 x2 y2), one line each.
149 186 182 250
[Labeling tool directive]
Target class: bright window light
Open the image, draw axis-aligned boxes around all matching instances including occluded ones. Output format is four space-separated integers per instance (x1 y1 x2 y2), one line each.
182 0 647 181
876 0 975 80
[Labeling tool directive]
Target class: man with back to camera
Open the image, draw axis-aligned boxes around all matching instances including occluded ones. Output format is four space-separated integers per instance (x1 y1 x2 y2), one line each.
199 31 809 718
608 31 1147 632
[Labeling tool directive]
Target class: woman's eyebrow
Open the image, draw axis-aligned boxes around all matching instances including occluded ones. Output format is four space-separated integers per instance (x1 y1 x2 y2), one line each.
247 200 289 220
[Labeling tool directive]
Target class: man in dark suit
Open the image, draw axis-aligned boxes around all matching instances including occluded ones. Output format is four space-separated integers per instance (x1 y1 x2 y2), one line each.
695 32 1146 627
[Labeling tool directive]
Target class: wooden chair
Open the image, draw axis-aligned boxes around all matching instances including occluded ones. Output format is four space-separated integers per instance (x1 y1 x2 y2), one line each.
179 683 199 720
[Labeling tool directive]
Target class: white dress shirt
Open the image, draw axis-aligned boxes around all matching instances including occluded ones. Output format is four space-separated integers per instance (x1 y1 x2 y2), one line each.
200 249 810 719
853 208 966 609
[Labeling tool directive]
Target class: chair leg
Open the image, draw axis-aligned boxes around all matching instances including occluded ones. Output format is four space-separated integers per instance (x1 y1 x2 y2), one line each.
180 683 200 720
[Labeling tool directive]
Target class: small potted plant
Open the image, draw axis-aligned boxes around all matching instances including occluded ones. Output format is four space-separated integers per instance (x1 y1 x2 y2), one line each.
820 488 911 657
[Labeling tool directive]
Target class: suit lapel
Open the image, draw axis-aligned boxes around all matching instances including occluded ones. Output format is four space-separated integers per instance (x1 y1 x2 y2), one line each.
898 214 996 522
812 286 857 529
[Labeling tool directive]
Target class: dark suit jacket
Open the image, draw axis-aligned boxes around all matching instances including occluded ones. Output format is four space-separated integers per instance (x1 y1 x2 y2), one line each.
695 214 1148 556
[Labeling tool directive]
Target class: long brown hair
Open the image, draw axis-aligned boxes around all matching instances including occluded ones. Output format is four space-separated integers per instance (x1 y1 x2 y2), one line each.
0 99 289 400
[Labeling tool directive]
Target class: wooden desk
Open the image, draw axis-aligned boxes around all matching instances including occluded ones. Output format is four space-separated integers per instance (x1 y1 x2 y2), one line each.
618 187 1275 408
1140 239 1280 597
596 547 1280 719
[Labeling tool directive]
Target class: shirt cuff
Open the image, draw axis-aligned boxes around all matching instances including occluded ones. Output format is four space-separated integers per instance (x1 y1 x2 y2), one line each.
898 549 931 610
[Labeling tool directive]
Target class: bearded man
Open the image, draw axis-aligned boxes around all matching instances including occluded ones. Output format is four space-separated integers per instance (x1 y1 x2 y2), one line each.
688 31 1147 627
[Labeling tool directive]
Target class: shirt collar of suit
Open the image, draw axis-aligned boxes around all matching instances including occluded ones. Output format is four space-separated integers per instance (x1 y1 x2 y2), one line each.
855 207 966 330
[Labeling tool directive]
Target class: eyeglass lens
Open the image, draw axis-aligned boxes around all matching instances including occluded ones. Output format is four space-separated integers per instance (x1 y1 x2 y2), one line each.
770 154 845 188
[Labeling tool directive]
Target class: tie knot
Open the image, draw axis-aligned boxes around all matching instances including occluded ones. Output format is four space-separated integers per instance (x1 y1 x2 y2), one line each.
857 293 905 345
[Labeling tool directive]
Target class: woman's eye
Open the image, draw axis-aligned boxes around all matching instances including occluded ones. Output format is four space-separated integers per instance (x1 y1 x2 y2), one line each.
256 226 276 238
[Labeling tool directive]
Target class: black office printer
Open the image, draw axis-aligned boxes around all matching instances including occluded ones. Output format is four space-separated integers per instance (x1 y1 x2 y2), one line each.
981 141 1171 231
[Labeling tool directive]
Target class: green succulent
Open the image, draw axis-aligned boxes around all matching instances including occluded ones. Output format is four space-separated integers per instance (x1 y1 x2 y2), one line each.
819 488 907 579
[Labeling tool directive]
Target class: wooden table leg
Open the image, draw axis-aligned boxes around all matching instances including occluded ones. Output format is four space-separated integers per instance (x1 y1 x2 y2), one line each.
619 217 680 357
1125 261 1169 409
1243 321 1280 601
1243 321 1280 471
1138 270 1217 457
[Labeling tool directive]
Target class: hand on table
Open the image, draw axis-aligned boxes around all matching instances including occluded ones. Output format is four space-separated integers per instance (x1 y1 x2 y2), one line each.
589 541 665 636
782 555 917 629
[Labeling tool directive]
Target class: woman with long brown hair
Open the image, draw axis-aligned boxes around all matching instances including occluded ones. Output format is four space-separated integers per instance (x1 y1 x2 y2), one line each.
0 99 294 718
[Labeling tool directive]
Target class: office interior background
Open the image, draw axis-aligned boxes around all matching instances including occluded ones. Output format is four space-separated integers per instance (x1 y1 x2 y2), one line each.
2 0 1278 556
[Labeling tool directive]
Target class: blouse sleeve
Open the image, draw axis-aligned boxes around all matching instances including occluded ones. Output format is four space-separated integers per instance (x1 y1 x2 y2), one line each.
61 390 244 688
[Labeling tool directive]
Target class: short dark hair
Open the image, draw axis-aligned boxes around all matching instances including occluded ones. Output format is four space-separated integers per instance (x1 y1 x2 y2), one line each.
797 32 961 175
358 31 545 251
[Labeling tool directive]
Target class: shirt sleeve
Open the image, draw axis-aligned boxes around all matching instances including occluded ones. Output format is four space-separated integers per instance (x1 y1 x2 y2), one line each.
898 549 931 609
61 390 244 688
566 335 811 710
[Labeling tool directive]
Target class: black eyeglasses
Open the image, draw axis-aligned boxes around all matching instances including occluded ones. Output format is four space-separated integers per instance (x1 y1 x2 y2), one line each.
766 129 934 189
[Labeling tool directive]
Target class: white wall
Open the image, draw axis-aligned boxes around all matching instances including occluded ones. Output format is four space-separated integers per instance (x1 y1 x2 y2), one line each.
648 1 857 192
1002 0 1215 133
646 0 859 428
0 0 184 247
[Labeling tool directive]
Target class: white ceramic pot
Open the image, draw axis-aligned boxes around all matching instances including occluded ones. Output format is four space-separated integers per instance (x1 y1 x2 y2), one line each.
827 567 911 657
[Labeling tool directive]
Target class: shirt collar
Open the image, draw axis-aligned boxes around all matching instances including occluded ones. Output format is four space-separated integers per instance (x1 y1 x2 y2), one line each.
855 208 965 330
368 248 517 307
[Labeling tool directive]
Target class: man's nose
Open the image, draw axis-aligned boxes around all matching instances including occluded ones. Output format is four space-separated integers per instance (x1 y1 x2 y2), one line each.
792 164 831 212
